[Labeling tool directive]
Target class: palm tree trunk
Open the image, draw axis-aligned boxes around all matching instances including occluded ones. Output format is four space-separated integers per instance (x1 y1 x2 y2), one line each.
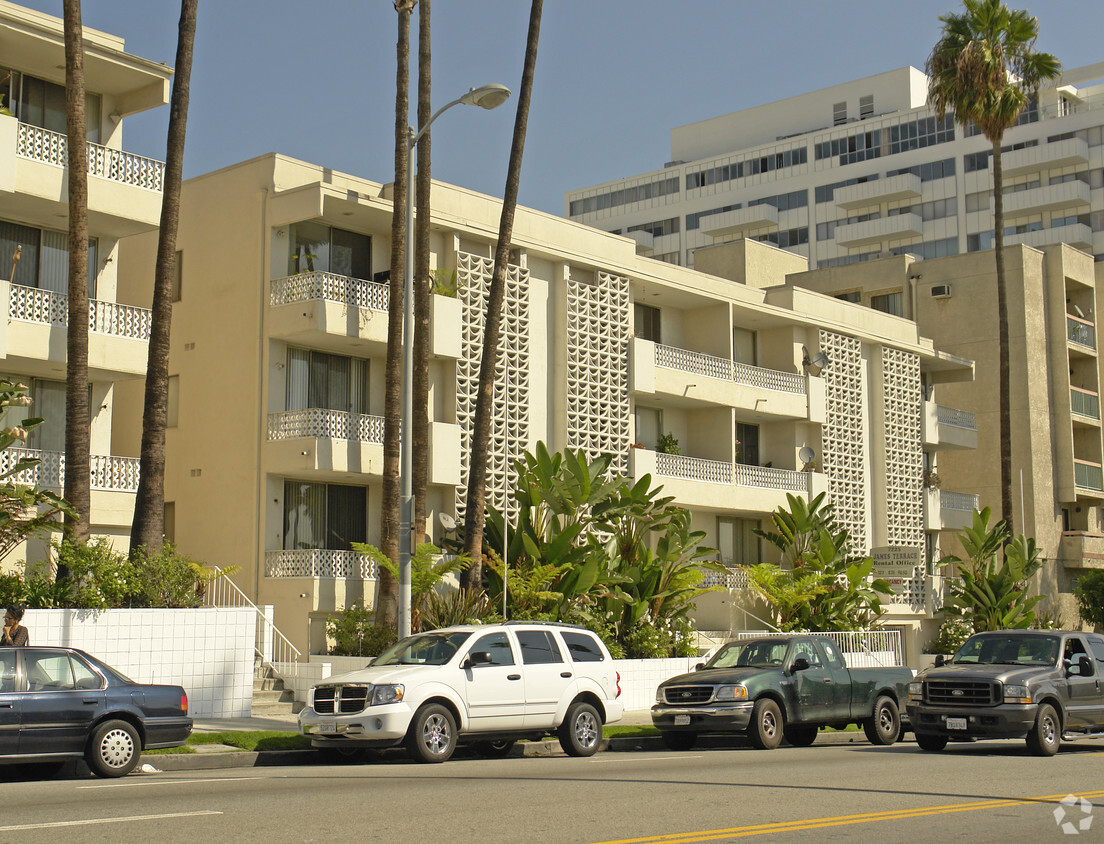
61 0 90 559
378 1 415 628
412 0 432 546
992 137 1014 535
130 0 197 557
461 0 543 590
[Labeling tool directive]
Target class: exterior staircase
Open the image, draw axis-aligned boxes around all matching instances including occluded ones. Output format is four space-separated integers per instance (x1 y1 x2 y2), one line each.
252 657 302 716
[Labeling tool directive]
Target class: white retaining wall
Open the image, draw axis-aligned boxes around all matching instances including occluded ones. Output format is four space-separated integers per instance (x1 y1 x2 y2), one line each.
24 608 254 718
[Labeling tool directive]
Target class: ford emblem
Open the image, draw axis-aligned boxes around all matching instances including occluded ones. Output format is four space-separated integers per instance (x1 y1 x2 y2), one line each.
681 691 692 699
951 689 964 696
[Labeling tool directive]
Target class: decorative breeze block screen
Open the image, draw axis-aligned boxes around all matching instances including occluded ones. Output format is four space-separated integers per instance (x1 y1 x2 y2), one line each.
819 330 867 551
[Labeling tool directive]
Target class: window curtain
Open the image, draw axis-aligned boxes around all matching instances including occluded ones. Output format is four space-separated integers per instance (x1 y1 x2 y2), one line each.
718 517 761 566
283 480 324 550
0 221 40 288
326 484 366 550
351 359 369 415
39 230 68 294
30 379 65 452
285 348 309 411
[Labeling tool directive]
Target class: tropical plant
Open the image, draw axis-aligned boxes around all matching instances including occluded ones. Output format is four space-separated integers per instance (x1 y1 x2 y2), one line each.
1073 569 1104 630
57 537 136 608
130 0 198 557
429 267 458 297
926 617 974 654
354 542 467 634
939 508 1044 630
421 588 497 631
325 601 397 657
655 433 680 455
927 0 1060 533
130 541 218 608
462 0 544 591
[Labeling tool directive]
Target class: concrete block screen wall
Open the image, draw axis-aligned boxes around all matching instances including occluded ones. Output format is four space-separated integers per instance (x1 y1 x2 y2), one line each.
25 607 255 717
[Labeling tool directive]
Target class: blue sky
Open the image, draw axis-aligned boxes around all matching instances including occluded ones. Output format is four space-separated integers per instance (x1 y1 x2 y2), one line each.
16 1 1104 216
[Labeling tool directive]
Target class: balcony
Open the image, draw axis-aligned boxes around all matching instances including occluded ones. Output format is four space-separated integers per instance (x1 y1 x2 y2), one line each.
1058 531 1104 570
3 282 151 379
1067 314 1096 352
1003 180 1090 216
921 401 978 450
1005 222 1092 251
264 549 379 579
626 230 654 255
699 205 778 239
834 212 922 248
1 119 164 237
0 448 140 492
1071 387 1101 423
833 173 922 211
925 488 978 532
1074 459 1104 493
1002 137 1088 177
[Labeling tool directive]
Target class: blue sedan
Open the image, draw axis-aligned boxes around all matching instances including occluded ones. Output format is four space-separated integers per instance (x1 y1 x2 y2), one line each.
0 646 192 777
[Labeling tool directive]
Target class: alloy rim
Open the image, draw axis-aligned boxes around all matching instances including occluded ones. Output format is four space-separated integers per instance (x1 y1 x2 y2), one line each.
422 713 451 755
575 711 598 748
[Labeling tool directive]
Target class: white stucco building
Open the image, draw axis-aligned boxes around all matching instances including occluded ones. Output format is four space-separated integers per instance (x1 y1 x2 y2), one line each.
565 64 1104 274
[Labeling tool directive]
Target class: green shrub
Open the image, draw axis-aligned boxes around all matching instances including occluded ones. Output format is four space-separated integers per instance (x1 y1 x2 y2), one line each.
56 538 137 609
130 543 208 608
1074 570 1104 630
622 616 696 659
326 601 397 657
926 617 973 654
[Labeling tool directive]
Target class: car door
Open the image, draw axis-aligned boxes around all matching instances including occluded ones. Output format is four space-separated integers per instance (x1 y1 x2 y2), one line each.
18 650 103 755
461 631 526 732
787 639 835 724
1062 636 1098 728
0 649 20 756
1088 636 1104 727
514 629 574 730
815 639 854 721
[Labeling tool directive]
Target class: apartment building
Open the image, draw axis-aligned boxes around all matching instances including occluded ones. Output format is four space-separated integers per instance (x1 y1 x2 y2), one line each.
787 243 1104 627
0 1 171 565
565 64 1104 272
114 153 976 661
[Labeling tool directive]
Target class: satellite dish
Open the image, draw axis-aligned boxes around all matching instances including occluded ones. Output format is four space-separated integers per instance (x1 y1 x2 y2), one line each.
799 446 816 465
438 512 457 531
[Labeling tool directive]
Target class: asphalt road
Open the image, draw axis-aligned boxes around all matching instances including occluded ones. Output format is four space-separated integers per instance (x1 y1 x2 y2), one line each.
1 738 1101 843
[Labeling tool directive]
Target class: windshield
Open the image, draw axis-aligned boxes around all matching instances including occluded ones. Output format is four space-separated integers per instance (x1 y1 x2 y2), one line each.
372 632 473 667
706 639 789 670
953 634 1059 667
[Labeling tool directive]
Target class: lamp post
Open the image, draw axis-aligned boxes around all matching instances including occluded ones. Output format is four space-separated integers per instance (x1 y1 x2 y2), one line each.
399 83 511 638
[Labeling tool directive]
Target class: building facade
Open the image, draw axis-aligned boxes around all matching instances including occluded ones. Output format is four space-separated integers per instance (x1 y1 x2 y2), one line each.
116 155 976 662
0 1 171 565
565 64 1104 273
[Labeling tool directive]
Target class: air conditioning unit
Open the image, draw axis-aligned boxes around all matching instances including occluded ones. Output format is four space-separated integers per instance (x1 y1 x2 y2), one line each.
930 284 952 299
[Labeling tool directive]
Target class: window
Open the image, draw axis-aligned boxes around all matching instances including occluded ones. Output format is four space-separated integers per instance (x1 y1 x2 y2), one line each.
2 378 65 451
0 67 102 144
0 650 14 692
634 406 662 450
288 223 371 279
469 632 514 666
0 219 98 297
172 250 183 302
283 481 367 551
515 630 563 665
286 349 369 415
561 632 605 662
167 375 179 428
717 517 760 566
70 655 102 690
634 303 661 343
819 639 847 670
792 642 823 668
836 290 862 303
871 291 903 316
164 501 175 543
859 95 874 120
25 653 75 691
735 422 759 466
732 327 756 366
833 101 847 126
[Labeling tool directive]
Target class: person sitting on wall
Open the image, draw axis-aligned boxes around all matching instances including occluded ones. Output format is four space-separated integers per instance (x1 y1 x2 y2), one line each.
1 605 28 647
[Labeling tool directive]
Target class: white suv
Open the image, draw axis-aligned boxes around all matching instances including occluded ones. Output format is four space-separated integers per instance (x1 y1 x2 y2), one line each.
299 621 623 763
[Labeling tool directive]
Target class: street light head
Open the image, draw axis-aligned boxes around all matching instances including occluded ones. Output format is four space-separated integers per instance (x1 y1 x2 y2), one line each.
460 83 511 110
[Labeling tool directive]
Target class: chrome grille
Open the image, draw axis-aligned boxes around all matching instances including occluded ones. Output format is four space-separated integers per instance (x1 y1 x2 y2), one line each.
663 685 714 705
925 680 998 705
313 684 371 714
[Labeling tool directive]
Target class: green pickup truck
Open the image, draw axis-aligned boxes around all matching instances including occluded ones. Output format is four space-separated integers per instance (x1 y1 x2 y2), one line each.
651 634 914 750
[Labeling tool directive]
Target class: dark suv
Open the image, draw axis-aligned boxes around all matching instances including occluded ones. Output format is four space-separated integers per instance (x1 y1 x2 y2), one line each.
906 630 1104 756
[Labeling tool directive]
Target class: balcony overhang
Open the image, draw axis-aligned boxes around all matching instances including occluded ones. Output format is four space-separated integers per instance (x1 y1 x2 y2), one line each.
1002 137 1089 177
700 205 778 238
267 182 394 232
1005 223 1092 252
835 212 922 247
1004 180 1090 216
834 173 921 211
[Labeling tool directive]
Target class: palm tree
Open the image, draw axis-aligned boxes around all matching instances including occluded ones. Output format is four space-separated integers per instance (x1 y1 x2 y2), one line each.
927 0 1059 534
378 0 416 628
412 0 432 546
61 0 91 558
130 0 198 557
461 0 543 590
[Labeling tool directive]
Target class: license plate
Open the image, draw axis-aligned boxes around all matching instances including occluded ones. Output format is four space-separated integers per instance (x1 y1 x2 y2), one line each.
318 721 338 734
674 715 691 726
945 717 967 731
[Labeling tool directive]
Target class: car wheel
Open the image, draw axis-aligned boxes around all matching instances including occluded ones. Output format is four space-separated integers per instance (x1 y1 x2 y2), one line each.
473 739 516 758
783 725 819 747
863 696 901 746
406 703 457 764
558 701 602 757
915 732 948 752
87 719 141 778
747 698 783 750
660 731 697 751
1026 703 1061 757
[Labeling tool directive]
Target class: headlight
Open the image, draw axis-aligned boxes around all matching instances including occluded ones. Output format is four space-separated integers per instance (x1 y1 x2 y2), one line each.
1003 683 1031 704
908 681 923 701
656 687 665 703
714 684 748 702
370 683 404 705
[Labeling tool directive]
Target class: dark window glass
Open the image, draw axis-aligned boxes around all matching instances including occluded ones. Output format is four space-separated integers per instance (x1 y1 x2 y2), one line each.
819 639 847 669
736 422 759 466
469 632 514 666
515 630 563 665
561 632 604 662
634 303 661 343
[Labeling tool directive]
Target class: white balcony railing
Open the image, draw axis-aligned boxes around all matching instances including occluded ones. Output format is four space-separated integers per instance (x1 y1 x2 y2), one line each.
653 452 811 493
935 404 977 430
265 549 378 579
270 272 389 312
701 564 752 590
655 344 806 394
0 448 140 492
735 463 811 492
939 490 979 512
17 123 165 192
8 284 153 340
1068 314 1096 349
267 408 384 443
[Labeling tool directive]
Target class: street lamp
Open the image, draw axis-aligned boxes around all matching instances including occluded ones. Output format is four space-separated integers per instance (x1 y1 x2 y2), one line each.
399 83 511 638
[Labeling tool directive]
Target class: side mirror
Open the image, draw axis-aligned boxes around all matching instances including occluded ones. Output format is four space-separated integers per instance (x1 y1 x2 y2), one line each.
462 651 493 669
1081 655 1093 676
791 657 810 673
694 662 705 671
934 654 946 667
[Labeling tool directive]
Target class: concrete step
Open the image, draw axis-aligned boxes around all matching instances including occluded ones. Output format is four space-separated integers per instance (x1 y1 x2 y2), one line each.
253 677 284 692
251 699 304 716
252 689 295 706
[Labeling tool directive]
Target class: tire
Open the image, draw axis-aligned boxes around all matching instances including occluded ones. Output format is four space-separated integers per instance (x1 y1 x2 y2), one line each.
863 696 901 746
747 698 783 750
783 725 819 747
86 719 141 778
1026 703 1061 757
473 739 516 758
915 732 948 752
660 731 698 751
405 703 457 763
557 701 602 757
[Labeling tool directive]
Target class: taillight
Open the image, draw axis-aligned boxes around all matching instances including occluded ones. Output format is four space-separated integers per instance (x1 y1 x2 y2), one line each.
181 692 189 713
615 671 622 698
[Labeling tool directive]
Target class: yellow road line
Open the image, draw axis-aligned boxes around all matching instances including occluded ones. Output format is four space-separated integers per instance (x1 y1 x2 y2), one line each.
592 790 1104 844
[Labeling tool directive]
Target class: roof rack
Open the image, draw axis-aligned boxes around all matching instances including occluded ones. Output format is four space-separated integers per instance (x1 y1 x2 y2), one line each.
502 620 587 630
